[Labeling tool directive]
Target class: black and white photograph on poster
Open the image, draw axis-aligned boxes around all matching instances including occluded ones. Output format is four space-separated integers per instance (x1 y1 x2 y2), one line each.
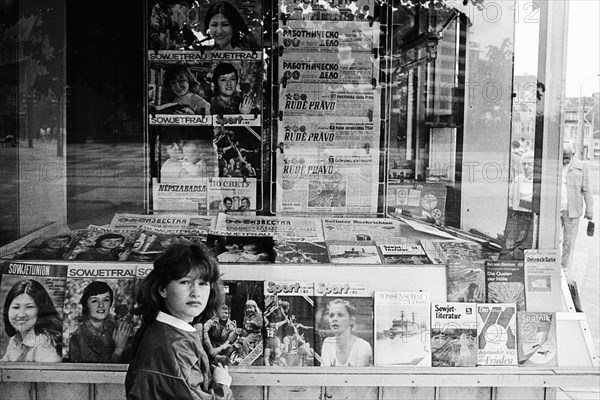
279 0 375 21
278 21 380 53
62 264 137 363
214 126 261 179
148 61 213 125
210 60 262 117
155 126 218 181
279 52 378 86
0 262 67 362
274 240 330 264
207 178 257 212
314 282 373 367
148 0 262 51
263 281 315 367
277 117 379 152
204 281 264 366
326 240 383 264
207 233 275 263
280 83 380 119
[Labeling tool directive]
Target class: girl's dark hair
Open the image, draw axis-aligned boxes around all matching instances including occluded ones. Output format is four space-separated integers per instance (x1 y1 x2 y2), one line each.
163 64 203 101
2 280 62 349
204 1 259 50
80 281 114 316
42 234 72 247
94 233 125 248
211 62 239 95
135 243 224 324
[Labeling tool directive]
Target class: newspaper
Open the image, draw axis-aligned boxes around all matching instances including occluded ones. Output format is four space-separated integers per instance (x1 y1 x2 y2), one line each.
278 20 380 52
279 83 381 119
276 148 380 214
213 213 324 241
322 217 403 243
279 52 378 85
279 0 375 21
110 213 194 230
277 116 379 152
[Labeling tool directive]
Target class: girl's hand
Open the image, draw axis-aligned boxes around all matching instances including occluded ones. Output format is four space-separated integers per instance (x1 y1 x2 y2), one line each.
211 363 232 387
240 95 253 114
118 248 131 260
113 321 132 355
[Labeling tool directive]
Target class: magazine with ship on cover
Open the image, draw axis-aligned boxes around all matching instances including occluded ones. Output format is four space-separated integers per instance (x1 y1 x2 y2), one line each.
476 303 517 366
314 282 373 367
0 261 68 362
374 291 431 366
263 281 315 366
431 302 477 367
517 311 557 367
446 259 486 303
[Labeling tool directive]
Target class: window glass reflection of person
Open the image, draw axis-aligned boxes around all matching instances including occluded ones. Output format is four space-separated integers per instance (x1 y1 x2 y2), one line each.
204 1 259 50
17 234 72 260
510 151 534 211
1 280 62 362
75 233 131 261
319 299 372 367
68 281 132 363
162 64 210 115
211 63 253 115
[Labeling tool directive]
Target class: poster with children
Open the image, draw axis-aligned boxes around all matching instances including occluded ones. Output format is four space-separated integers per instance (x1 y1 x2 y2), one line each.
0 262 68 362
263 281 315 366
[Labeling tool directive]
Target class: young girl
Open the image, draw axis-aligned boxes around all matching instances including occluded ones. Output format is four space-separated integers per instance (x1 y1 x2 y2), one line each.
162 64 211 116
210 62 253 115
125 244 233 400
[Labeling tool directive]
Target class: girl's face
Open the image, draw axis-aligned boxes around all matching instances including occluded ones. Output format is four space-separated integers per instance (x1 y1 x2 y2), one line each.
170 73 190 97
159 272 211 323
166 142 184 160
217 72 237 97
46 237 70 249
209 13 234 49
8 293 38 334
327 303 351 334
100 237 123 250
87 292 112 322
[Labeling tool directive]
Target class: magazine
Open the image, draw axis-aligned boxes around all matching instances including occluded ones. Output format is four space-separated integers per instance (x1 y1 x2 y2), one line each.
204 281 264 366
327 240 383 264
420 239 487 265
517 311 557 367
62 263 137 363
500 209 534 260
379 243 432 265
431 302 477 367
0 262 68 362
446 259 486 303
314 282 373 366
10 231 81 261
486 260 526 311
208 233 275 263
263 281 315 366
524 249 562 312
65 226 144 262
274 240 330 264
374 291 431 366
476 303 517 366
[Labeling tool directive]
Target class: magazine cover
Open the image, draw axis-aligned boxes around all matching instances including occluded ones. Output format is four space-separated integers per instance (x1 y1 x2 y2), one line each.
274 240 330 264
0 262 68 362
476 303 517 366
379 244 432 265
431 302 477 367
263 281 315 366
208 233 275 263
524 249 562 312
386 182 447 224
204 281 264 366
65 226 144 262
486 260 526 311
314 282 373 366
500 209 534 260
446 259 486 303
130 226 208 262
374 291 431 366
327 240 383 264
420 239 487 265
10 231 82 261
517 311 557 367
62 263 137 363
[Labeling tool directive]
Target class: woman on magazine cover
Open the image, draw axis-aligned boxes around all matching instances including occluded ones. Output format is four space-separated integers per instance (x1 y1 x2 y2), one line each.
125 243 233 400
318 299 372 367
16 233 73 260
68 281 132 363
204 1 259 50
161 64 211 116
210 62 254 115
160 131 186 180
1 279 62 362
74 233 131 261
